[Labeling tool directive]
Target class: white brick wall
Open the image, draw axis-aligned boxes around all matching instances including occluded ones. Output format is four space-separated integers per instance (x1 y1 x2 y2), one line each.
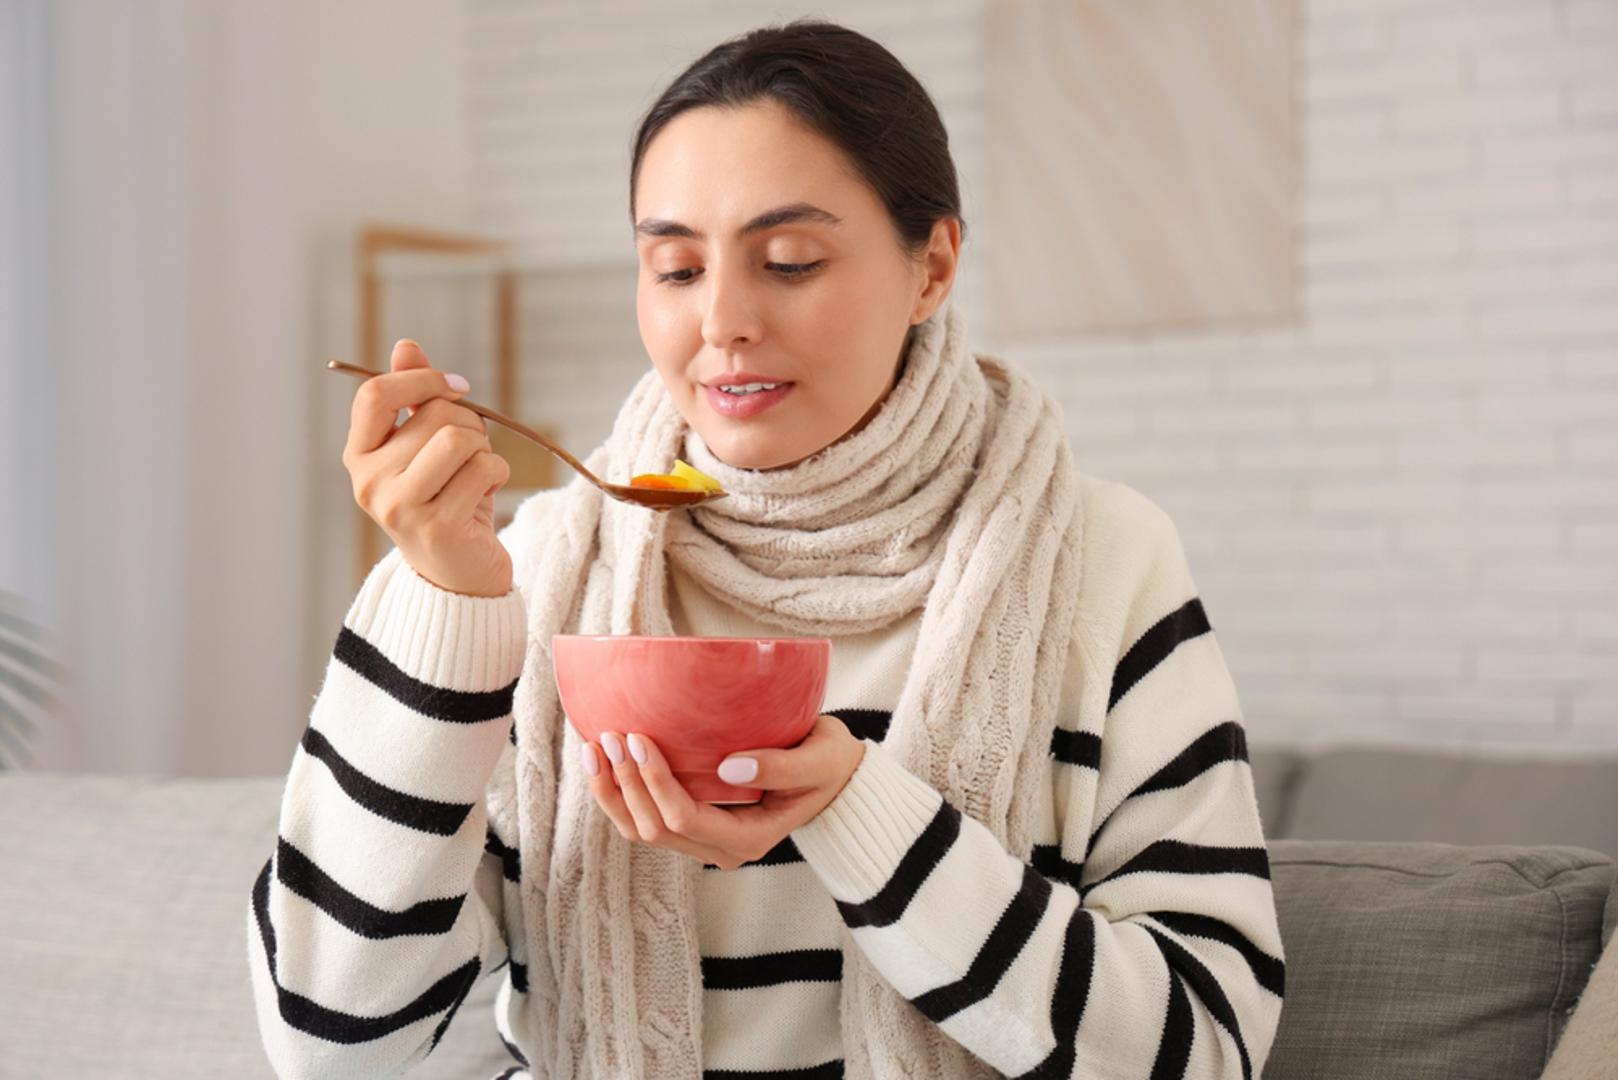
462 0 1618 752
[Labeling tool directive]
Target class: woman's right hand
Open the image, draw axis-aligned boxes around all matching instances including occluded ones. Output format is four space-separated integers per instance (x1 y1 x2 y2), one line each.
342 339 515 598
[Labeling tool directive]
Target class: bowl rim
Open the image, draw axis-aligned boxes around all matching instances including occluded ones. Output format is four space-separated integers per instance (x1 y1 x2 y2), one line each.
552 633 831 645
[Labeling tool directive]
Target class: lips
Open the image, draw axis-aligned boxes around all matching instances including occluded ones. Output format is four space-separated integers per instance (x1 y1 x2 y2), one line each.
704 370 794 389
704 381 794 418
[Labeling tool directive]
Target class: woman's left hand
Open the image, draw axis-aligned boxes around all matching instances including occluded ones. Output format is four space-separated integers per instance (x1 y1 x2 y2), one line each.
582 714 866 871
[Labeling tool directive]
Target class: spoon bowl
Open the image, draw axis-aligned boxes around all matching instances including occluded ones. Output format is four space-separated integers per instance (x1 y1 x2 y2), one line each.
327 359 728 511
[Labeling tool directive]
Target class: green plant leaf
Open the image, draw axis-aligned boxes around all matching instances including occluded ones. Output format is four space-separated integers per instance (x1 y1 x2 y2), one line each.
0 590 60 771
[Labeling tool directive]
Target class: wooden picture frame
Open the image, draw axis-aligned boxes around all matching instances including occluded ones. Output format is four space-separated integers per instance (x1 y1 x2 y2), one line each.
352 224 556 593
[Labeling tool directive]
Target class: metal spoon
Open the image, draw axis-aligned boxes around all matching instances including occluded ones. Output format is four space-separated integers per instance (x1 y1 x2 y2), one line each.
326 359 727 511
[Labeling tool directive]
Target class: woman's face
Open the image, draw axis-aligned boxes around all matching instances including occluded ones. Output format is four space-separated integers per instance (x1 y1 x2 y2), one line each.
632 99 957 470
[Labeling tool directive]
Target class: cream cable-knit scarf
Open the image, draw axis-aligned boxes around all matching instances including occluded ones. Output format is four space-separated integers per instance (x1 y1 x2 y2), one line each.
497 300 1084 1078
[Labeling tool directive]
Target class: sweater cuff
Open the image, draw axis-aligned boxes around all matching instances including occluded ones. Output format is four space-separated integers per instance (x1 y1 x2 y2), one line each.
343 547 527 691
790 741 944 902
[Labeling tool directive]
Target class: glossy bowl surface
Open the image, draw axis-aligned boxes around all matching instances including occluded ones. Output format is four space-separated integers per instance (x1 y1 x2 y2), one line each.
552 634 831 803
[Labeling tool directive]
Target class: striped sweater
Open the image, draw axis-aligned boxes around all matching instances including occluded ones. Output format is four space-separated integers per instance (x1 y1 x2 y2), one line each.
247 475 1286 1078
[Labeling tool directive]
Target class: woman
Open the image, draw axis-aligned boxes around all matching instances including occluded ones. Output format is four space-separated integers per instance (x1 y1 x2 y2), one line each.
248 20 1286 1080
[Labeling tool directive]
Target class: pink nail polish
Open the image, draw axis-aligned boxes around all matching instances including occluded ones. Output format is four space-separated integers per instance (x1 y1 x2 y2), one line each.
601 732 625 765
579 743 600 778
627 734 648 765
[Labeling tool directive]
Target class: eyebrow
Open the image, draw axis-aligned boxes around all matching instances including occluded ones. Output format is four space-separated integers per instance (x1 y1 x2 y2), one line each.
634 202 843 241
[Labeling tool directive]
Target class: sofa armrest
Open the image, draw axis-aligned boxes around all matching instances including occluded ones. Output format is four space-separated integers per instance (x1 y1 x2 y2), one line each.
1540 933 1618 1080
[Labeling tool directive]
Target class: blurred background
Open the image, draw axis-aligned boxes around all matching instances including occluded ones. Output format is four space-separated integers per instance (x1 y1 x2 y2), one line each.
1 0 1615 780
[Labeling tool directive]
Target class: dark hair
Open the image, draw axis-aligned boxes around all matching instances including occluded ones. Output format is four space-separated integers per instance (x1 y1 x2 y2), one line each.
629 19 964 256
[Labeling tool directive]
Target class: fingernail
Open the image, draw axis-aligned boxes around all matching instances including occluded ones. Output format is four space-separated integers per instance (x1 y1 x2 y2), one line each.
601 732 625 765
717 756 757 785
627 734 648 765
445 372 470 393
579 743 600 777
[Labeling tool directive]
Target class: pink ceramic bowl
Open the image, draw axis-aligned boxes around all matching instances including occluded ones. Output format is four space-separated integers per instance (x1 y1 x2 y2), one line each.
552 634 831 803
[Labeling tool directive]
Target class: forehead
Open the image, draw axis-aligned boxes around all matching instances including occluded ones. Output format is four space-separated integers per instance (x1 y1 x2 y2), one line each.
633 100 868 223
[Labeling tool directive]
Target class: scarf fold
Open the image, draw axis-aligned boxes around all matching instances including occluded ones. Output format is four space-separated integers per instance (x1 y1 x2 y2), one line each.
504 300 1084 1078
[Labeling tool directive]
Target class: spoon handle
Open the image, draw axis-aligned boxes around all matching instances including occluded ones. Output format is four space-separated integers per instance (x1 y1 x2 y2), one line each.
325 359 606 490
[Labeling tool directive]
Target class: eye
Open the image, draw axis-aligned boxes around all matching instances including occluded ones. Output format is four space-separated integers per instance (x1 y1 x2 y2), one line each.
653 267 702 287
651 260 826 287
768 260 826 279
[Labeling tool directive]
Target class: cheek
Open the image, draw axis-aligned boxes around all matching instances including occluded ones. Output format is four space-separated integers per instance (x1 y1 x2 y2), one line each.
635 281 667 344
788 272 902 374
637 284 694 364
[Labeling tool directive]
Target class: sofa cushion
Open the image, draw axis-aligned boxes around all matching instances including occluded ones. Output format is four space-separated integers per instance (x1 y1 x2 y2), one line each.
1282 745 1618 858
1262 839 1615 1080
0 772 513 1080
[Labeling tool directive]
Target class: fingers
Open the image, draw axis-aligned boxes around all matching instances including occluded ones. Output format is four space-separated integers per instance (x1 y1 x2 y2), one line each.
392 421 496 507
391 337 431 374
585 735 753 867
345 341 472 459
432 448 511 522
383 396 489 466
622 734 754 855
611 734 695 845
391 339 435 423
719 714 855 792
581 741 637 835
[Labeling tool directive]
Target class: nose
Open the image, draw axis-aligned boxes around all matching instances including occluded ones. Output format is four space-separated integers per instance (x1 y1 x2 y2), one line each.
700 263 763 353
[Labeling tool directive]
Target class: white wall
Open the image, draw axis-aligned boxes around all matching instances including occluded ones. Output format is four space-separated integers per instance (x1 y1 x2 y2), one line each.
461 0 1618 753
31 0 471 776
0 0 51 630
13 0 1615 775
1040 0 1618 751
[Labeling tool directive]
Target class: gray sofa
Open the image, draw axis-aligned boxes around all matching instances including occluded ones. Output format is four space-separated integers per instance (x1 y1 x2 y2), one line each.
2 743 1615 1080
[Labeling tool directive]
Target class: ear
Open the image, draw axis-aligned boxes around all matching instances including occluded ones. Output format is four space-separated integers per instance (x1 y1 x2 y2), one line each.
909 217 962 325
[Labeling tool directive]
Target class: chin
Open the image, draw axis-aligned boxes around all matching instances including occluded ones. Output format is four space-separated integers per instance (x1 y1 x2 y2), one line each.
698 427 817 472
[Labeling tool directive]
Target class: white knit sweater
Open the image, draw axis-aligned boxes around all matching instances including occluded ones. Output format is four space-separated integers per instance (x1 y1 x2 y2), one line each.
247 474 1286 1078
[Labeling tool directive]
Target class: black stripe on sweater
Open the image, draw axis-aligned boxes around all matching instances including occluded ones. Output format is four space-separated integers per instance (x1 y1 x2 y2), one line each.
276 836 464 939
427 951 482 1052
827 707 891 743
1147 910 1285 999
1148 969 1195 1080
334 625 518 723
705 1062 844 1080
1012 904 1098 1079
1109 597 1211 713
1085 721 1251 859
485 828 521 883
911 862 1053 1023
1050 728 1101 769
835 802 961 929
508 959 528 993
1143 924 1253 1080
1082 840 1271 898
1132 721 1249 799
701 949 842 991
300 727 473 837
745 837 807 867
252 858 480 1044
1031 844 1084 890
702 836 806 871
500 1028 530 1067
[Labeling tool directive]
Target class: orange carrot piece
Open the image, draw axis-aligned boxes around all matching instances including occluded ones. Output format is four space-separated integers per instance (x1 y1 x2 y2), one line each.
629 474 687 490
